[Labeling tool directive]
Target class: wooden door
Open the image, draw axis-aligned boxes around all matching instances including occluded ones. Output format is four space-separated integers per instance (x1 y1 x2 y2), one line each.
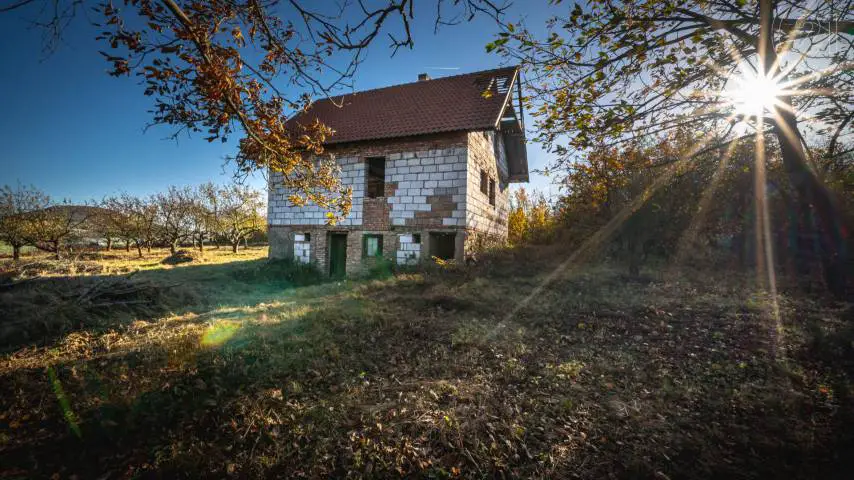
329 233 347 278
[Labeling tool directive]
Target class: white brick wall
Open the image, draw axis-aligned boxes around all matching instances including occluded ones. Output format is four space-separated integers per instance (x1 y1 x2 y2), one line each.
268 145 467 228
396 233 421 265
267 156 365 226
294 233 311 264
465 130 510 238
387 146 467 225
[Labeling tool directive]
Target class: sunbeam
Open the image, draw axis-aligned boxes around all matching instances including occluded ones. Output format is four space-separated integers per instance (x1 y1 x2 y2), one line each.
503 129 726 323
752 115 784 359
671 138 740 265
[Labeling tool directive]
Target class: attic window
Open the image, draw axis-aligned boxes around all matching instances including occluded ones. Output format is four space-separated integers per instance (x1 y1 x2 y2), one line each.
489 179 496 206
366 157 385 198
495 75 510 94
480 170 489 195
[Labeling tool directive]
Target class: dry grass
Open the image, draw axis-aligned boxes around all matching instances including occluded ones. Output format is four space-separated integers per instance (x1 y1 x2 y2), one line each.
0 244 852 479
0 246 268 280
0 247 272 349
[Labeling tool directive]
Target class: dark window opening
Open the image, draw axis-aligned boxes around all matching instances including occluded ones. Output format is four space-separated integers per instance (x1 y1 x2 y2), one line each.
363 234 383 257
480 170 488 195
429 232 456 260
367 157 386 198
489 179 496 206
412 233 421 244
303 232 311 241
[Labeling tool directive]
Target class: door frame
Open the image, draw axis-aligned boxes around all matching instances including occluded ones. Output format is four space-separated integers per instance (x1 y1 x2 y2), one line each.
328 232 348 278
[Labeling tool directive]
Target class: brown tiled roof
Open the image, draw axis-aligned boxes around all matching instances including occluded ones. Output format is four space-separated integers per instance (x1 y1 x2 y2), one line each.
288 66 519 145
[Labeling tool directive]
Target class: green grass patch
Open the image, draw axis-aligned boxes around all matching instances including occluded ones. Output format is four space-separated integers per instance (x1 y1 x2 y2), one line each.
0 245 852 478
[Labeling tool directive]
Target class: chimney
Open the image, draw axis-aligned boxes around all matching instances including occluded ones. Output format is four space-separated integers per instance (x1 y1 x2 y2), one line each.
418 73 430 81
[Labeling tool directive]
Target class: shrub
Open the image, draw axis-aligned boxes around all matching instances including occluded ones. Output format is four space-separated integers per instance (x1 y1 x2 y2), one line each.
508 188 556 246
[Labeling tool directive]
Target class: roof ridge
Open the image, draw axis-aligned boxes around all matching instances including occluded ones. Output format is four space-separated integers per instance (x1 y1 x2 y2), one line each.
311 65 518 105
286 64 519 145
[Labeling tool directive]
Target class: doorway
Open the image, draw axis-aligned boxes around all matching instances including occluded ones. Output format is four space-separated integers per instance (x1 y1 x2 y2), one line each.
329 233 348 278
429 232 456 260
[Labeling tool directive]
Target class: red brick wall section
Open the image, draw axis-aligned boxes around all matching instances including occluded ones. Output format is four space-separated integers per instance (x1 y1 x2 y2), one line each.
411 194 456 227
325 132 467 157
362 181 398 230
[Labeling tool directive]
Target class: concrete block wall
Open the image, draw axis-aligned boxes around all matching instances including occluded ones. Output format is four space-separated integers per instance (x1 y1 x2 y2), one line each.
396 233 422 265
293 234 311 264
267 131 468 230
267 156 365 227
465 130 510 239
385 148 468 228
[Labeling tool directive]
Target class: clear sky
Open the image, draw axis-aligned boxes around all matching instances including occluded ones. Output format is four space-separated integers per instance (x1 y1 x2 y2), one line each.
0 1 560 203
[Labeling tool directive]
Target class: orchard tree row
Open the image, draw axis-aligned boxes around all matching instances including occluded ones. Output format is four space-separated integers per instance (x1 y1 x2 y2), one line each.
0 182 266 260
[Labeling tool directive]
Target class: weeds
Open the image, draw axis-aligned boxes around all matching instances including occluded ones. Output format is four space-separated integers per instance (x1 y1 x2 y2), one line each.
0 245 852 478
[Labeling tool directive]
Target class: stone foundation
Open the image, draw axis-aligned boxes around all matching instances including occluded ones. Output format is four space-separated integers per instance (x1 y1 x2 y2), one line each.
269 225 474 276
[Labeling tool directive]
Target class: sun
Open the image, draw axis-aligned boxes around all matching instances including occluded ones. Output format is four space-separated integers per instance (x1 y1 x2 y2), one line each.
727 69 784 118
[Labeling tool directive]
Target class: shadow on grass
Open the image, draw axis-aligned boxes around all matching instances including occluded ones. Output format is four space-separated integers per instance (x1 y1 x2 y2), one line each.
1 262 853 478
0 258 330 352
0 274 402 478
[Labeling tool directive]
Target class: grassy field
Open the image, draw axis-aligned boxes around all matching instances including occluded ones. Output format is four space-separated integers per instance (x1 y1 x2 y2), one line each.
0 245 852 478
0 244 37 257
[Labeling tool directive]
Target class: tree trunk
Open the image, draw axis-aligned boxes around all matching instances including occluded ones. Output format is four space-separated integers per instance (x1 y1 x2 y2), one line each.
12 244 20 261
760 0 848 297
198 235 204 252
53 240 62 260
126 239 131 252
170 240 178 254
773 110 847 296
232 241 239 253
147 241 152 253
106 237 112 251
136 241 144 258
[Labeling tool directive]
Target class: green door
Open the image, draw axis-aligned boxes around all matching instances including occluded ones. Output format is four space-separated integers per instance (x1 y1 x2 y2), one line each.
329 233 347 278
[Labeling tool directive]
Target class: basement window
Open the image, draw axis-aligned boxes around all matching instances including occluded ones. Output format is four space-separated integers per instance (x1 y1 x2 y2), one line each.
480 169 489 195
366 157 386 198
489 179 496 206
363 234 383 257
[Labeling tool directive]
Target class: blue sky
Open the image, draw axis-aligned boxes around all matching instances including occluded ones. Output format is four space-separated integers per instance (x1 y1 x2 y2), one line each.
0 1 560 203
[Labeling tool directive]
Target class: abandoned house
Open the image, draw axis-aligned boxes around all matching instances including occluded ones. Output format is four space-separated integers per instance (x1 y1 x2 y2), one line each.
268 66 529 276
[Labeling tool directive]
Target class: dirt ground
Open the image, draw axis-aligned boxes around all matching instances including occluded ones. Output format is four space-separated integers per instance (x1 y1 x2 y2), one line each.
0 245 852 478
